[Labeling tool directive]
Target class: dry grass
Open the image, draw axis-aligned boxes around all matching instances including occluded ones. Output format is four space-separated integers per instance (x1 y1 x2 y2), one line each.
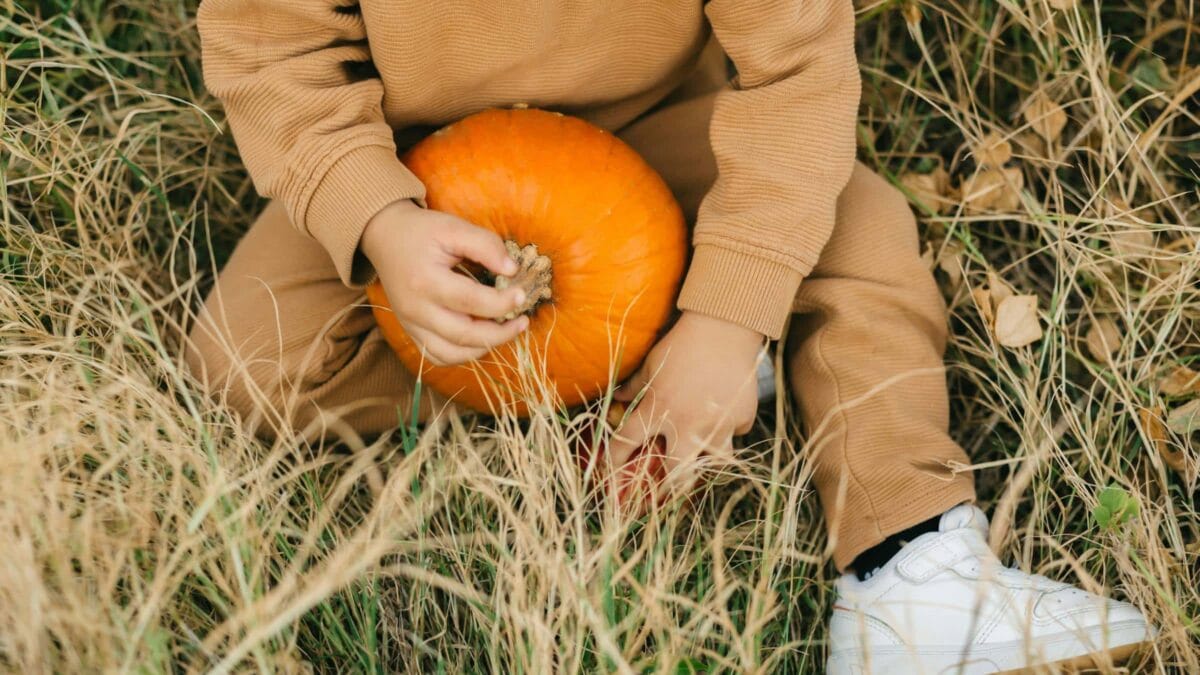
2 0 1198 672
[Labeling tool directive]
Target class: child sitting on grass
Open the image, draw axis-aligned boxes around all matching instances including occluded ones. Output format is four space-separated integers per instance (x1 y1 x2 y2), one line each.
189 1 1152 671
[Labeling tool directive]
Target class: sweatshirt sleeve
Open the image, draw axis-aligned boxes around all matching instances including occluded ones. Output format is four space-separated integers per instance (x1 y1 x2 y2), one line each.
678 0 861 339
197 0 426 286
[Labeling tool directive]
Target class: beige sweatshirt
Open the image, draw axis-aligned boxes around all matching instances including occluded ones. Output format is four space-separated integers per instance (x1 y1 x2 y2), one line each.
196 0 860 339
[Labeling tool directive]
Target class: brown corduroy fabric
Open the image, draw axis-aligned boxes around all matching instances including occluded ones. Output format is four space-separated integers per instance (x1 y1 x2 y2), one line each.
187 91 975 572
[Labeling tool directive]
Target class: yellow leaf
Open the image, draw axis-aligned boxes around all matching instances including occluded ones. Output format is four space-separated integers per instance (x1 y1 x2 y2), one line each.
1166 399 1200 435
1158 365 1200 397
1024 90 1068 142
994 294 1043 348
1102 197 1156 259
960 170 1002 211
936 239 965 286
1103 195 1134 219
960 168 1023 213
1138 406 1187 474
1109 227 1155 259
920 242 936 270
899 168 952 214
972 286 995 327
994 167 1024 211
975 132 1013 167
1015 131 1047 157
1085 318 1121 362
987 271 1015 307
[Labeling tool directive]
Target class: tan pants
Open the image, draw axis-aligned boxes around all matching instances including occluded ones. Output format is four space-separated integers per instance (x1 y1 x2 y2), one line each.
186 92 975 571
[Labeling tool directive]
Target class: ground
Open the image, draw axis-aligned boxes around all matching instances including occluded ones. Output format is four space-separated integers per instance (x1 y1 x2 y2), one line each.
1 0 1198 672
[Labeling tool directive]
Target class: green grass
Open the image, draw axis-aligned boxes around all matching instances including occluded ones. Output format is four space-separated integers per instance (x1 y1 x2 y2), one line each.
2 0 1198 672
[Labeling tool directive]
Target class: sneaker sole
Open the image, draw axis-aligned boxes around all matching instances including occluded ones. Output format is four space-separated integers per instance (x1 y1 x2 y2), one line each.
827 622 1151 674
994 640 1148 674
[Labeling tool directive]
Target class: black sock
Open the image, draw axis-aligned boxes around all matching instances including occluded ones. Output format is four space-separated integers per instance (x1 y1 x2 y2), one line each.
851 514 942 581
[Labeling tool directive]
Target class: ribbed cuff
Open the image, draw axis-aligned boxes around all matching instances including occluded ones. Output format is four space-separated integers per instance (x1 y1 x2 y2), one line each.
305 145 427 287
676 244 806 340
833 477 976 572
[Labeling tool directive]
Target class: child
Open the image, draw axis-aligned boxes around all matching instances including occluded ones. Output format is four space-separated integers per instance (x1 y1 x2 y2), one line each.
190 1 1151 671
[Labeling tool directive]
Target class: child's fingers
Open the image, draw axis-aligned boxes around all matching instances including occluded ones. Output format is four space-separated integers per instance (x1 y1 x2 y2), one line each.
662 425 694 477
443 219 519 276
609 407 656 471
405 324 488 367
661 427 724 495
424 305 529 350
435 270 526 319
614 367 650 402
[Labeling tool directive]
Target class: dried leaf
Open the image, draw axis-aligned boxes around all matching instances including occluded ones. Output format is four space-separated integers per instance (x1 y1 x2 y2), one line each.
932 166 950 193
972 286 995 326
901 1 921 27
899 167 952 214
1015 131 1046 156
994 167 1024 211
1139 407 1187 474
920 242 935 270
1159 366 1200 397
994 294 1043 348
960 170 1002 211
899 171 941 207
960 167 1023 213
975 132 1012 167
1109 227 1155 259
1166 399 1200 435
1024 90 1068 142
1085 318 1121 362
987 271 1015 306
936 239 965 286
1048 0 1077 10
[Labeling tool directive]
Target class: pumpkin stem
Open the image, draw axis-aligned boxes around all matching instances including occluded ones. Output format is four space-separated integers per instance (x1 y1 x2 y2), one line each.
494 240 552 321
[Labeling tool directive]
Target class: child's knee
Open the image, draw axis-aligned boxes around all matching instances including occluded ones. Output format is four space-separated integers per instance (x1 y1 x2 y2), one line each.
841 163 919 241
184 311 262 422
184 286 381 438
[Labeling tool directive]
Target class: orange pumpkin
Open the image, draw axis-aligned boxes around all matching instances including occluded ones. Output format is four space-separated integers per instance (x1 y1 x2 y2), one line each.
366 108 687 414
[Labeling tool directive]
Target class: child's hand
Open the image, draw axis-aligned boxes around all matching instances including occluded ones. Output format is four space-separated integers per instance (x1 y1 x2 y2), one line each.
361 199 529 366
609 311 765 497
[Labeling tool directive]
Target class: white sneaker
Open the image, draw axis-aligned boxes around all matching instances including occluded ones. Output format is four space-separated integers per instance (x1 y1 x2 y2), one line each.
827 505 1154 674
